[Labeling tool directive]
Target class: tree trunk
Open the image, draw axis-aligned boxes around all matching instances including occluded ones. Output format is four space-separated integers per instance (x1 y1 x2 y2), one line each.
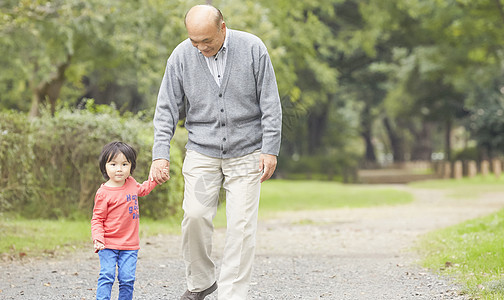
494 0 504 24
78 176 96 214
29 91 42 118
307 102 329 155
410 121 433 161
383 117 405 162
444 119 452 162
361 129 376 162
360 105 376 163
29 55 72 117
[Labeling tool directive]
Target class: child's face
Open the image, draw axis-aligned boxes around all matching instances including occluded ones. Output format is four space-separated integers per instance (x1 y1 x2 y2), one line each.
105 152 132 186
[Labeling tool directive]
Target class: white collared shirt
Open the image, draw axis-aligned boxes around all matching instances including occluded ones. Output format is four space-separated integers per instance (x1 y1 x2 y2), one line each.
204 29 229 86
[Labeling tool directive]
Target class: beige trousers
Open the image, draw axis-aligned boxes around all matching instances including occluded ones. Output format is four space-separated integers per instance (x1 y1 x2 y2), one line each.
181 149 262 300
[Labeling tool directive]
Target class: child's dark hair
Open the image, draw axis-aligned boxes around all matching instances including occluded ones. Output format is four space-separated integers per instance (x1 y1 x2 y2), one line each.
99 141 137 180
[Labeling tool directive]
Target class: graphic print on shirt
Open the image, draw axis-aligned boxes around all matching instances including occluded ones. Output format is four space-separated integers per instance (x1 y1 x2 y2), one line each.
126 194 139 219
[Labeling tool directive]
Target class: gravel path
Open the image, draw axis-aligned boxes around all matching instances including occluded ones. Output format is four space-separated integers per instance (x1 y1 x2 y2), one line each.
2 185 504 300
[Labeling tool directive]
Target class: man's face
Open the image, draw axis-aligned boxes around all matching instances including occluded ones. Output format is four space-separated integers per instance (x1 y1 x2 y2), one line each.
187 22 226 57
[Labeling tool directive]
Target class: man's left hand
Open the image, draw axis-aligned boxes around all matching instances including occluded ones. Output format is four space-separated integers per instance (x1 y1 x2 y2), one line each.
259 154 277 183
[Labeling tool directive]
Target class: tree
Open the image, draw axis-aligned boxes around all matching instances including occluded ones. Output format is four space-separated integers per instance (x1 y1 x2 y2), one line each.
254 0 341 155
0 0 114 115
356 0 504 162
0 0 192 116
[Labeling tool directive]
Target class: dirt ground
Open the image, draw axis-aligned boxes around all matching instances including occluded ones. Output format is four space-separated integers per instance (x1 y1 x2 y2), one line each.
1 185 504 299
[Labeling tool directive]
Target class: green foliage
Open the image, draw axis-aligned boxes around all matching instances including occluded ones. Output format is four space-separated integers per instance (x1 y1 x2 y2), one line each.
0 105 184 219
278 151 360 182
3 0 504 176
0 0 115 111
467 92 504 155
452 146 480 162
359 0 504 159
0 0 193 114
0 111 36 212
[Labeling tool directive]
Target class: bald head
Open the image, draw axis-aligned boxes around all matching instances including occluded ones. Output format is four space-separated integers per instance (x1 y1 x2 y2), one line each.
184 5 226 57
185 5 223 30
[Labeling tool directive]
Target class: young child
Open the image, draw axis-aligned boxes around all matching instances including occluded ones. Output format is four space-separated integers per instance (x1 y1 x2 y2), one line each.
91 141 165 300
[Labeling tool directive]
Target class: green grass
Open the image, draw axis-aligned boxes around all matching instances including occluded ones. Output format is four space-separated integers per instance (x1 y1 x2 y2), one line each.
0 216 182 257
139 217 182 237
1 180 413 257
213 179 413 227
410 175 504 198
411 175 504 299
0 218 91 256
417 209 504 299
259 180 412 211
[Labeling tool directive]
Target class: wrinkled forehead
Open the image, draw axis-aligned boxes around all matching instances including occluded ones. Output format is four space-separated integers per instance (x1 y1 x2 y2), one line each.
187 17 219 33
187 23 220 42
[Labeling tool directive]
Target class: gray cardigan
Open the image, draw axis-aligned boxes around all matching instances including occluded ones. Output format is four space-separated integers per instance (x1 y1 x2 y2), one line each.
152 29 282 160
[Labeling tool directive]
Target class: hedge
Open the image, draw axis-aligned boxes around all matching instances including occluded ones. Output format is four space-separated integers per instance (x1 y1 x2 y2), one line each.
0 105 185 220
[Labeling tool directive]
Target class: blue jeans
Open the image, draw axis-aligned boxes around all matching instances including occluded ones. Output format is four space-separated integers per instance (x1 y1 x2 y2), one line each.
97 249 138 300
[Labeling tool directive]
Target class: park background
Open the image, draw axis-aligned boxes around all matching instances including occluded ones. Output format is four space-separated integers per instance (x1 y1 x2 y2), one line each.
2 0 504 298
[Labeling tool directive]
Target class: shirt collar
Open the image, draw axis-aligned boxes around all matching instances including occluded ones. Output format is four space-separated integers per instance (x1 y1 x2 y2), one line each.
215 28 229 58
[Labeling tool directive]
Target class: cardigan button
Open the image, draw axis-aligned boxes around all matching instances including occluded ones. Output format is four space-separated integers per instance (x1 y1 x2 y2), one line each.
219 93 222 97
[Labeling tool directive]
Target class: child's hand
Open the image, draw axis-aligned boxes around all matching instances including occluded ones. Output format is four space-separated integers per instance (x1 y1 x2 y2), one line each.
94 240 105 252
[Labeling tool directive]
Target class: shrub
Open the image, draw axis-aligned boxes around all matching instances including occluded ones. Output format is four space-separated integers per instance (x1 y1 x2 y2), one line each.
452 146 480 162
277 151 360 182
0 111 36 213
0 104 185 220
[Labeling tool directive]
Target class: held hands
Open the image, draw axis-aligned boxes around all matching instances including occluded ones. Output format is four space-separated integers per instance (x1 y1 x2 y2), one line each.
94 240 105 252
149 155 275 183
149 159 171 184
259 154 277 183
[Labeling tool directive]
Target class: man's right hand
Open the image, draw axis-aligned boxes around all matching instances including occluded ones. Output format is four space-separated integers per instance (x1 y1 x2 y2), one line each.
149 159 171 184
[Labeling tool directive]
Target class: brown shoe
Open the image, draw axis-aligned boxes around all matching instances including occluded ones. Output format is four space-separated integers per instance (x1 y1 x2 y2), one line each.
180 282 217 300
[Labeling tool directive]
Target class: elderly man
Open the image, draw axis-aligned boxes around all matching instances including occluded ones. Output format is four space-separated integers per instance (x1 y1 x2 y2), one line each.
149 4 282 300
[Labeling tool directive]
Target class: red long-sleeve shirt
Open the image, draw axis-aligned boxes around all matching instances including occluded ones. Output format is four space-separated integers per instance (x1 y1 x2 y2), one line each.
91 176 157 250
